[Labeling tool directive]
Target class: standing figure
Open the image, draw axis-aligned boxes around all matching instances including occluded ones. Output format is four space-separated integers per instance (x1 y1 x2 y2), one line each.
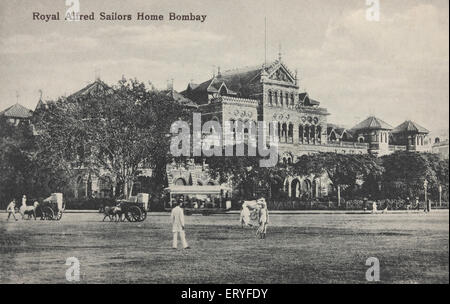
257 198 269 239
171 200 190 250
415 197 420 212
6 199 18 221
425 199 432 213
372 201 378 214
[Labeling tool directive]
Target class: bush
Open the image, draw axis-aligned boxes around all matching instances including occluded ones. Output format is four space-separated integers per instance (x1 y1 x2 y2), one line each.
65 198 116 210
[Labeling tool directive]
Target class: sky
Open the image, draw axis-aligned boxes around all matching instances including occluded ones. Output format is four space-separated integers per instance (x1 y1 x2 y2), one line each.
0 0 448 133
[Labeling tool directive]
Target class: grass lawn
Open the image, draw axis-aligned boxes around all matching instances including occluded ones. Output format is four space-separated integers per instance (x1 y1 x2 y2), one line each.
0 211 448 283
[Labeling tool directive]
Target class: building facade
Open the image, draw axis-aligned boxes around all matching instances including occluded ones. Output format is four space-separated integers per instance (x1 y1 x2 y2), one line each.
1 58 437 199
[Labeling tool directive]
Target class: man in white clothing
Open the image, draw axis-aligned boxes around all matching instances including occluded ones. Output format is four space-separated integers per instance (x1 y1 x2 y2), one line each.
6 199 18 221
171 200 190 249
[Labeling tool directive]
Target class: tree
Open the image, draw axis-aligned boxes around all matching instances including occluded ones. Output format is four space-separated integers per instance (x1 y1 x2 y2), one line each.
291 152 384 198
35 78 189 198
206 145 288 200
381 151 449 201
0 116 71 207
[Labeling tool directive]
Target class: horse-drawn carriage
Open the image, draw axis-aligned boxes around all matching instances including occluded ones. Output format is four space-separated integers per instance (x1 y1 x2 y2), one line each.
36 193 64 221
115 199 147 222
102 193 149 222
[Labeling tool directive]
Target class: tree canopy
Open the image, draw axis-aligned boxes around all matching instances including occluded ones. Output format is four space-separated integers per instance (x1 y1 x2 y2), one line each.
35 78 190 198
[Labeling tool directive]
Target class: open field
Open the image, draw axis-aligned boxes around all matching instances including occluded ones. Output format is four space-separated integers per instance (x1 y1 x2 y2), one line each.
0 211 448 284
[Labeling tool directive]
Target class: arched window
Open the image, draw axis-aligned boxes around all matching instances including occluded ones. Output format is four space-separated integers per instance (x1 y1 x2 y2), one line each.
317 126 322 144
285 93 289 107
310 126 316 144
280 91 284 106
290 93 295 107
268 90 273 105
282 123 287 142
299 125 304 144
274 91 278 106
288 123 294 143
175 178 186 186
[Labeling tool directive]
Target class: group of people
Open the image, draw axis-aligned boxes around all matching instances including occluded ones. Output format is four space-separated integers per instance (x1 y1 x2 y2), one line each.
405 197 433 213
170 197 269 250
6 195 39 221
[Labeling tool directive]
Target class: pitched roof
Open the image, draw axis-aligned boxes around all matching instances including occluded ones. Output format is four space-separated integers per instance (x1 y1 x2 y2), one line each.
187 60 297 102
350 116 393 131
164 89 198 108
392 120 429 134
70 79 113 98
0 103 33 118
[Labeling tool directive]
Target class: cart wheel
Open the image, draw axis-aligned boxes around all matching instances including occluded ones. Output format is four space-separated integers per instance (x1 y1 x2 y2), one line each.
43 206 54 220
126 206 141 222
138 210 147 222
55 211 63 221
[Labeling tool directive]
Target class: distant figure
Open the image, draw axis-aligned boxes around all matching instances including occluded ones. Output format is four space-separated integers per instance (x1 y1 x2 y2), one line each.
372 201 378 214
171 200 190 250
6 199 18 221
363 197 368 211
405 197 411 210
415 197 420 212
425 199 432 213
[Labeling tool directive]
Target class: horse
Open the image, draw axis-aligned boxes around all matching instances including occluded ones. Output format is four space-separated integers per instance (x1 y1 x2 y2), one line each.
20 201 39 220
102 204 124 222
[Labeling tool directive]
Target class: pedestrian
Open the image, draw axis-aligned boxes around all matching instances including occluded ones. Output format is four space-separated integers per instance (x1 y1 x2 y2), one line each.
257 198 269 239
426 199 432 213
405 197 411 210
415 197 420 212
6 199 18 221
171 199 190 250
372 201 378 214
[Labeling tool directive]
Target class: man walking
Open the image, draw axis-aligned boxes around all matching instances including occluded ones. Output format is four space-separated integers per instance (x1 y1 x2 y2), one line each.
171 200 190 250
6 199 18 221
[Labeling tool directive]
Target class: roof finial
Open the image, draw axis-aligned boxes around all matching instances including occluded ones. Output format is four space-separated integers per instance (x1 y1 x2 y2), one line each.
278 43 282 61
95 68 100 81
38 89 43 100
15 91 20 104
264 17 267 67
217 66 221 77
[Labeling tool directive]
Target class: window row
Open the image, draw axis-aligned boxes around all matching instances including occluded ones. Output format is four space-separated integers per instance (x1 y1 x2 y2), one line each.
267 90 295 107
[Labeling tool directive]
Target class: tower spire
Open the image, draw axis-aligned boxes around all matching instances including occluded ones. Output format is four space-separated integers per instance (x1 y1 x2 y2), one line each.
264 17 267 67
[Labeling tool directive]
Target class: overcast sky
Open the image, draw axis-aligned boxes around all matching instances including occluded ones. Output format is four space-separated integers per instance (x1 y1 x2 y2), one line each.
0 0 448 133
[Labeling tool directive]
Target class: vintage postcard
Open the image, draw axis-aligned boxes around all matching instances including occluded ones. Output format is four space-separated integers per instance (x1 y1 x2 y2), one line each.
0 0 448 292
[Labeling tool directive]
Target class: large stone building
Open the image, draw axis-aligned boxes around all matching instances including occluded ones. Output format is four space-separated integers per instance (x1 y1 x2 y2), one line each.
1 58 436 199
